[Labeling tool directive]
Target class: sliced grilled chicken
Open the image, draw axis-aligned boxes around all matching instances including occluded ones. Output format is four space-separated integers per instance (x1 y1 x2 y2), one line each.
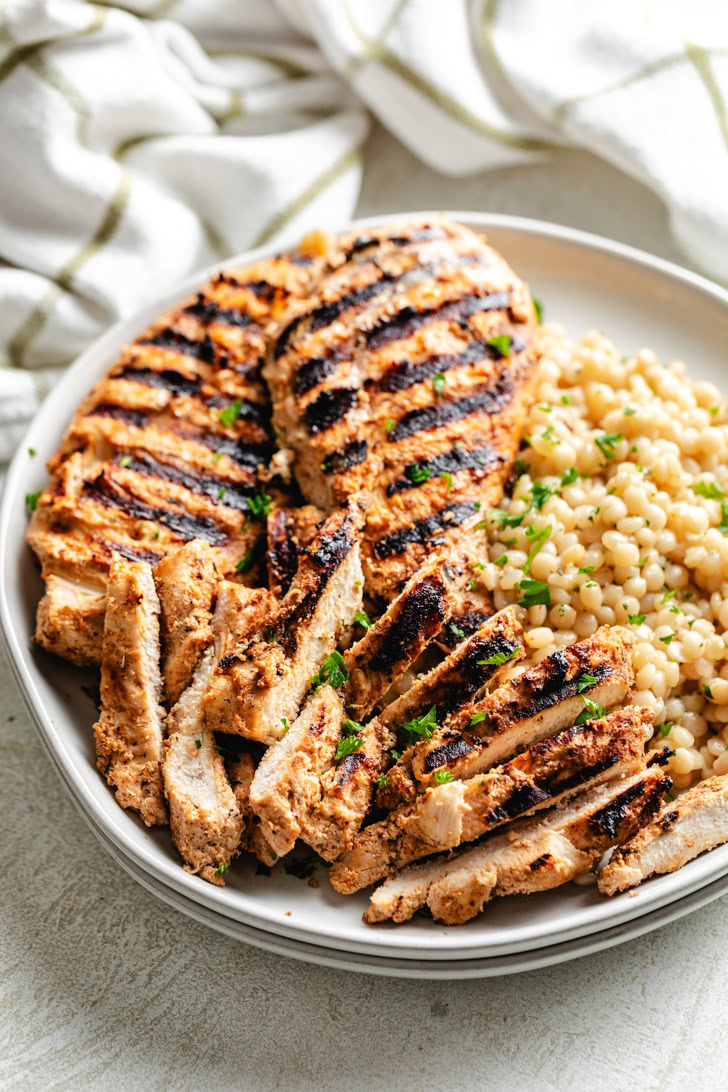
375 607 523 809
249 684 345 858
153 539 220 704
266 504 324 598
163 582 252 883
301 716 395 862
410 626 635 789
204 496 367 744
365 762 672 924
598 773 728 895
226 749 257 852
329 706 650 894
264 214 541 600
34 572 107 668
343 556 453 716
93 555 167 826
28 251 327 666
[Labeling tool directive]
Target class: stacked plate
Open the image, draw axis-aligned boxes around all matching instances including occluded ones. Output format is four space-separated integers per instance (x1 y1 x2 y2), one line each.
4 214 728 978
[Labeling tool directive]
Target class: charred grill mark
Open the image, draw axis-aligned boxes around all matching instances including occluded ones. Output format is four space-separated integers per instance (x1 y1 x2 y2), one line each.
293 352 344 396
423 734 474 771
101 540 163 564
140 328 216 364
218 653 239 671
365 291 511 351
499 656 612 723
268 510 299 597
206 394 271 431
487 782 551 822
274 274 395 358
372 335 527 394
305 387 359 434
660 808 679 833
281 518 356 647
321 440 368 474
344 226 448 257
440 610 492 648
186 429 274 469
529 853 553 872
588 776 672 838
372 501 479 560
386 444 500 496
184 294 254 328
368 577 447 671
115 452 255 512
112 365 202 397
388 376 514 443
83 472 228 545
307 519 355 569
87 403 148 428
336 752 367 785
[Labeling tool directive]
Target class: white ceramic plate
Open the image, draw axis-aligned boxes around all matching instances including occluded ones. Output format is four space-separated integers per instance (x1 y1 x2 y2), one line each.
4 212 728 967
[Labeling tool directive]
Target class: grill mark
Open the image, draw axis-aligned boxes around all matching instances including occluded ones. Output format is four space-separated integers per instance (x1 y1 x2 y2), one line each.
87 403 148 428
184 428 274 469
83 472 228 545
365 290 511 351
140 328 217 364
388 376 514 443
588 777 671 838
293 351 345 396
372 335 527 394
372 501 479 560
281 516 356 647
344 226 448 257
499 656 612 723
305 387 359 434
274 273 396 358
423 734 474 771
441 610 492 648
336 752 367 785
529 853 553 872
307 521 356 569
217 653 238 671
368 577 447 672
386 444 501 496
321 440 368 475
268 510 299 597
101 540 163 564
206 394 271 431
660 807 679 833
115 452 255 512
184 294 254 328
112 365 202 397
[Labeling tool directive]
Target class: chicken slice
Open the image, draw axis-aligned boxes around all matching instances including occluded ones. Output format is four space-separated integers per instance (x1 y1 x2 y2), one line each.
343 556 454 716
266 504 323 598
375 606 523 809
249 684 345 858
93 555 167 826
301 716 395 862
329 706 651 894
365 761 672 924
204 495 367 744
410 625 635 789
34 572 107 668
154 539 220 704
162 583 255 883
598 773 728 895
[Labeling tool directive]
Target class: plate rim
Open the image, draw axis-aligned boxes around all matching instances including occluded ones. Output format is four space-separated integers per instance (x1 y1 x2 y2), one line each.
4 209 728 961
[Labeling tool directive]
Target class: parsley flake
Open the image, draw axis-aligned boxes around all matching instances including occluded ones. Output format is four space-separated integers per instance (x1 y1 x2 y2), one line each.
479 647 521 667
560 467 579 487
694 481 726 500
120 455 131 467
524 523 552 574
533 298 543 323
494 553 508 566
574 695 607 726
218 399 242 428
595 432 623 459
246 490 272 522
623 406 636 416
578 565 595 574
376 774 389 788
310 650 348 691
487 334 511 357
353 610 372 631
384 418 396 433
24 491 41 513
402 705 437 742
517 578 551 608
659 633 674 645
433 372 446 397
576 672 598 693
433 770 454 785
195 739 202 749
488 507 525 528
214 862 229 877
627 611 646 625
470 710 488 725
409 463 431 485
441 471 453 492
531 481 558 511
212 451 224 464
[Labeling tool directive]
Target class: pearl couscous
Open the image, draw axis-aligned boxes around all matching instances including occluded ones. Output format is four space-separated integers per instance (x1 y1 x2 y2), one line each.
474 324 728 793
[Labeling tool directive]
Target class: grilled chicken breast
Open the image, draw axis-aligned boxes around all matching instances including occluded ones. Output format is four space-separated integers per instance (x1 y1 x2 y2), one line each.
598 773 728 895
163 582 252 883
27 252 326 666
365 762 672 924
329 706 651 895
249 684 345 858
153 539 219 704
266 504 324 598
93 555 167 826
409 625 635 789
264 215 541 600
203 495 367 744
343 555 454 716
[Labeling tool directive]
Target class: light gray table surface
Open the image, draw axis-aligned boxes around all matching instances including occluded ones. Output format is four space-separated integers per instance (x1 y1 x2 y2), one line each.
3 123 727 1092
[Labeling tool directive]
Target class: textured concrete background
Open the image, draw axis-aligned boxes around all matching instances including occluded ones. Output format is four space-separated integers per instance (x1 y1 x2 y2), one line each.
3 123 728 1092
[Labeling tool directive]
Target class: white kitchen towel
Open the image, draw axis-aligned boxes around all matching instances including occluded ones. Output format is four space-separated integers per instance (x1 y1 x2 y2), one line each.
1 0 727 459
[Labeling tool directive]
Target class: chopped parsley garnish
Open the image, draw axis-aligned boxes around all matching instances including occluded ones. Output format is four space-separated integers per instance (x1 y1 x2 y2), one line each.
402 705 437 742
494 553 508 566
531 481 558 510
212 451 224 463
488 507 525 528
560 394 573 405
514 458 530 478
662 589 678 602
627 611 646 625
720 501 728 533
637 556 649 568
441 471 453 492
576 672 598 693
595 432 623 459
560 467 579 487
384 418 396 433
246 490 272 522
28 447 36 456
693 480 726 500
335 730 364 761
24 491 41 513
470 710 488 725
310 650 348 691
281 717 290 734
578 565 595 574
487 334 511 357
218 486 226 500
120 455 131 467
533 298 543 323
623 406 636 416
218 398 242 428
704 683 714 699
710 406 720 416
479 646 521 667
353 610 372 631
264 624 277 642
449 622 466 640
659 633 674 645
235 537 263 573
524 523 552 574
541 425 559 444
376 774 389 788
658 722 674 738
516 578 551 608
409 463 431 484
390 749 402 762
574 695 607 726
433 372 446 397
195 739 202 749
214 862 229 877
433 770 454 785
